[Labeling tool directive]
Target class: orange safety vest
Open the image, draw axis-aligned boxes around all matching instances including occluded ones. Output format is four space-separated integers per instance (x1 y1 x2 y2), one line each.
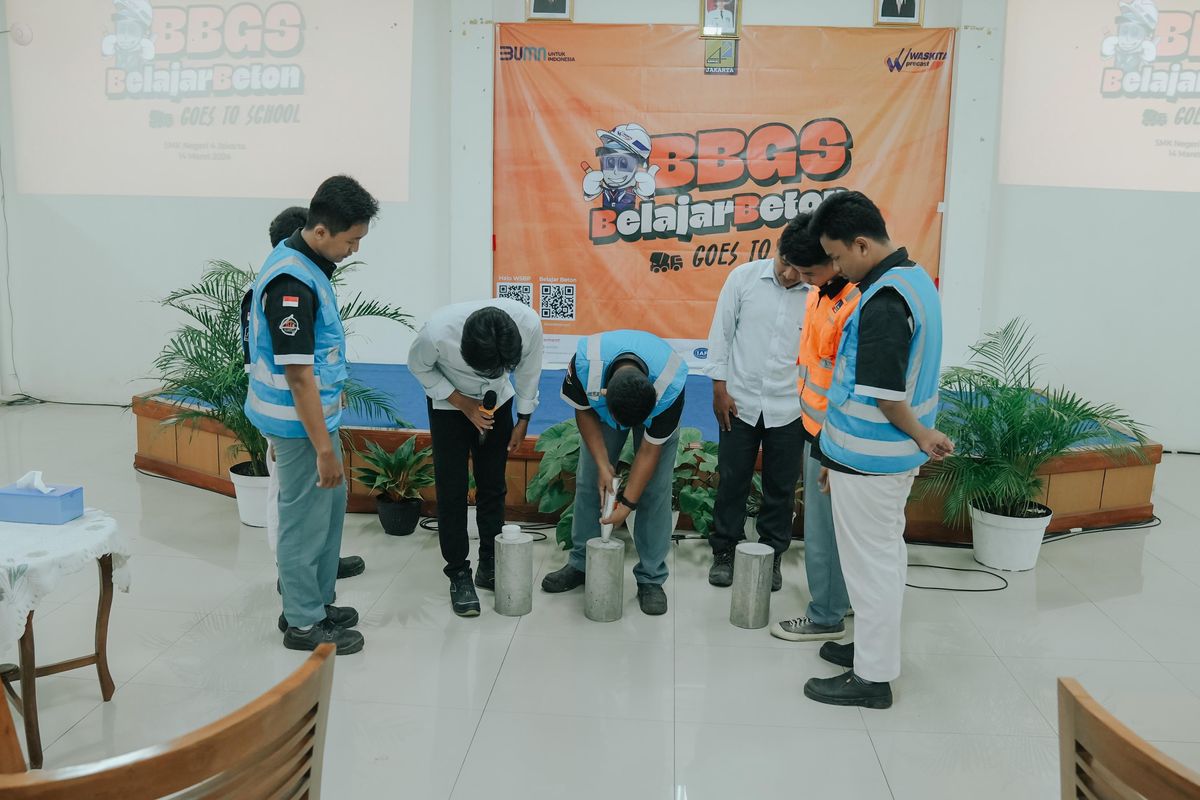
798 281 861 437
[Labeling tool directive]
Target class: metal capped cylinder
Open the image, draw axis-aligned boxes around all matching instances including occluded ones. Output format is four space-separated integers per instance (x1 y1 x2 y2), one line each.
584 537 625 622
730 542 773 629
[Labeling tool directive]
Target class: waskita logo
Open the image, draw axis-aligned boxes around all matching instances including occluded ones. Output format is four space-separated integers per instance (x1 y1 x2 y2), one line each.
498 45 575 63
885 47 948 73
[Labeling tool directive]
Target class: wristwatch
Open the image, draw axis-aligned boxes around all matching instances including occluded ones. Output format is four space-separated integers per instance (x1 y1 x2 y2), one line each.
517 412 532 421
616 490 639 511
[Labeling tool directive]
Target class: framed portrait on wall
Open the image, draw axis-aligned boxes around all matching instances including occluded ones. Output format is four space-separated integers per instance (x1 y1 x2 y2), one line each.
527 0 573 21
700 0 741 39
875 0 923 27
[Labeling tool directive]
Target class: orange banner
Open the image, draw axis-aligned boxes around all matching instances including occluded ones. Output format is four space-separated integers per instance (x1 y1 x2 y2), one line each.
494 23 955 364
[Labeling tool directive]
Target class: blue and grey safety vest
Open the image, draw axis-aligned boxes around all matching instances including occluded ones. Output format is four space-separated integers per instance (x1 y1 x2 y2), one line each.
574 330 687 430
244 242 347 438
821 265 942 474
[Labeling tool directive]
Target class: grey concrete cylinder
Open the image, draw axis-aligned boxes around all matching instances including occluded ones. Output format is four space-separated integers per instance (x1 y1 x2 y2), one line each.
494 524 534 616
584 537 625 622
730 542 773 629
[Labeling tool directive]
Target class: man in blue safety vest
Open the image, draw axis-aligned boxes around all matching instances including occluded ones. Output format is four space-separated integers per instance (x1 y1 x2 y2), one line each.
245 175 379 656
541 329 688 615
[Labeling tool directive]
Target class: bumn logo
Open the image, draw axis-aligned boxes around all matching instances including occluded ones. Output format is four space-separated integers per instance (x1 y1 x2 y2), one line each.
499 45 547 62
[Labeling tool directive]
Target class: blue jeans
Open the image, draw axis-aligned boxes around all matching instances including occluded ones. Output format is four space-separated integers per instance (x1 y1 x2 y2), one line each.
270 434 347 629
802 441 850 626
567 423 678 586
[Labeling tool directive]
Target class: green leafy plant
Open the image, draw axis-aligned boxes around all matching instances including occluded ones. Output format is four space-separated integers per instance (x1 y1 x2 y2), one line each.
352 438 435 502
668 428 720 535
154 259 413 477
525 419 581 549
919 319 1148 526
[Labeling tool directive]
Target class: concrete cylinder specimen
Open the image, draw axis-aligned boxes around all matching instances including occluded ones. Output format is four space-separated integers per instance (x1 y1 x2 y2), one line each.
495 524 534 617
584 537 625 622
730 542 773 629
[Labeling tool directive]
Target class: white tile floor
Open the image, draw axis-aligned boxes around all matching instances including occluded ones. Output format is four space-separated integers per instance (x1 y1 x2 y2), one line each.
2 404 1199 799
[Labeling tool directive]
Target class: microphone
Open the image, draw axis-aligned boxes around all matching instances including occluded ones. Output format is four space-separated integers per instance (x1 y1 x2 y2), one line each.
479 390 498 445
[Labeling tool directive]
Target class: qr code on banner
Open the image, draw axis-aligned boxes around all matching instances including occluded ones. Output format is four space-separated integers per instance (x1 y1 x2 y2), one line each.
540 283 576 320
496 282 533 307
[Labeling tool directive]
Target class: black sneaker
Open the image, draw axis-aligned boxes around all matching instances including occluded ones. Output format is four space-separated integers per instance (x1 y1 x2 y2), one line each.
450 569 481 617
283 617 364 655
772 553 783 592
708 551 734 587
337 556 366 579
819 641 854 668
278 604 359 633
636 583 668 615
475 557 495 591
804 670 892 709
769 616 846 642
541 563 586 593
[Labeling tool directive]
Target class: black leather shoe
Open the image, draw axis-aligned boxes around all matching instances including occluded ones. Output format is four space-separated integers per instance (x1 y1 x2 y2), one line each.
772 553 783 592
804 670 892 709
636 583 668 615
450 569 481 617
708 551 734 587
283 617 364 655
541 563 586 593
337 556 366 579
278 604 359 633
820 641 854 668
475 557 495 591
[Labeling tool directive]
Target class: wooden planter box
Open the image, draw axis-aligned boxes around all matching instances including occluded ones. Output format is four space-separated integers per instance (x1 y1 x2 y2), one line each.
132 393 1160 544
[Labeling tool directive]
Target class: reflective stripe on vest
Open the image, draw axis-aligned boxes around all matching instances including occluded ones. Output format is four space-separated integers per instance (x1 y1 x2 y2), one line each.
575 331 687 430
798 284 860 435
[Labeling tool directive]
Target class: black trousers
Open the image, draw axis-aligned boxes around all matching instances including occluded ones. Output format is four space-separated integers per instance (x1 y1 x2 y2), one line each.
709 414 805 555
428 398 514 577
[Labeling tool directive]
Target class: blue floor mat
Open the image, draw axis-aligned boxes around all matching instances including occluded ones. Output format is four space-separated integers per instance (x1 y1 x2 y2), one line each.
344 363 720 440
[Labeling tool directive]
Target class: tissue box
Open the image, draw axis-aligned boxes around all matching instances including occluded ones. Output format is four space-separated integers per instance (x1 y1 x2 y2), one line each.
0 484 84 525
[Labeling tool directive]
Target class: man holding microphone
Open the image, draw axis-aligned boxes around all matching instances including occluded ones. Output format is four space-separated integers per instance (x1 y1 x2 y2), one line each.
409 299 544 617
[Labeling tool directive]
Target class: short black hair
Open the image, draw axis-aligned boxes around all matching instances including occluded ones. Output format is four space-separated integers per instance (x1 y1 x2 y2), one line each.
306 175 379 237
606 367 657 428
808 190 890 246
777 212 830 268
461 307 522 379
268 206 307 247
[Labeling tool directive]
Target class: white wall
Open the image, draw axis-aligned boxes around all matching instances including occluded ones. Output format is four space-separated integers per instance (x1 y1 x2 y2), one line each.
11 0 1182 449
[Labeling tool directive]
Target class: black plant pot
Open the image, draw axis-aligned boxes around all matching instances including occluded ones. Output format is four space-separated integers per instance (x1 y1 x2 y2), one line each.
377 497 421 536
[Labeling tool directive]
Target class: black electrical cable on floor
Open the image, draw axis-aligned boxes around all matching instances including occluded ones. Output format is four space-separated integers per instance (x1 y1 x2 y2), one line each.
905 563 1009 592
418 516 550 542
1 394 129 409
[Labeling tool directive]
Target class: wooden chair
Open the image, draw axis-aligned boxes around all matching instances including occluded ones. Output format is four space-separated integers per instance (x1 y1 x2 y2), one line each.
0 643 335 799
1059 677 1200 800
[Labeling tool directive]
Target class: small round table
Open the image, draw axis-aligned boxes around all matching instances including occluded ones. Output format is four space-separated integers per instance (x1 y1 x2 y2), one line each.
0 509 132 769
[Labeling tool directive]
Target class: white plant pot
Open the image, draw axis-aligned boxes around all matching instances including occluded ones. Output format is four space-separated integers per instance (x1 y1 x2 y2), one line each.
970 504 1053 572
229 466 269 528
626 510 681 535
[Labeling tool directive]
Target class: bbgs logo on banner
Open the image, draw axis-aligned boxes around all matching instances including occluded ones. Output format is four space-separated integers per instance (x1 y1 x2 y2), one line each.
885 46 949 73
581 120 852 245
1100 0 1200 102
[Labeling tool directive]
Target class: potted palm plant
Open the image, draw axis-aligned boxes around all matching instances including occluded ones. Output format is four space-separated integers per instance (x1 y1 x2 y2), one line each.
352 438 435 535
919 319 1148 571
154 259 411 527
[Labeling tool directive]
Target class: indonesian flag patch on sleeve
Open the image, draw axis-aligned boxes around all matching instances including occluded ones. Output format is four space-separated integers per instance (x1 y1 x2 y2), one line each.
282 295 300 308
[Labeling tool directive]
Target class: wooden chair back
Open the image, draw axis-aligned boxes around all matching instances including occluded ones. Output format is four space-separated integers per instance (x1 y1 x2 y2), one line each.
0 690 27 774
0 643 335 799
1059 677 1200 800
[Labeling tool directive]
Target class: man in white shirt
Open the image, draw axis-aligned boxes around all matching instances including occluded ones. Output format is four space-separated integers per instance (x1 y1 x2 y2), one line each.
705 216 812 591
408 299 544 617
704 0 736 35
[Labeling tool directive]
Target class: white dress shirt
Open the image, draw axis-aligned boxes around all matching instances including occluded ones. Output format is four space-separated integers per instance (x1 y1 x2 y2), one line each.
704 9 734 34
408 298 544 416
703 259 810 428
